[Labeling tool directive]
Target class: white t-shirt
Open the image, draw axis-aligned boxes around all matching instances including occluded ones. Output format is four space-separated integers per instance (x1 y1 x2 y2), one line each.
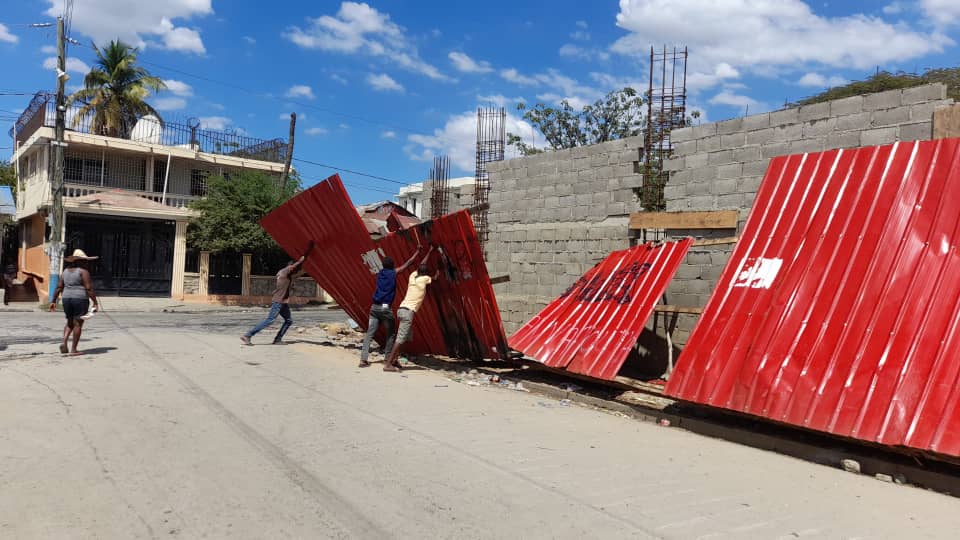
399 272 432 312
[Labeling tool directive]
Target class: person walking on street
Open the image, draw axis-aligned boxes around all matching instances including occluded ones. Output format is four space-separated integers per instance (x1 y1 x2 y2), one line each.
358 248 424 368
383 250 438 372
241 241 314 345
49 249 100 356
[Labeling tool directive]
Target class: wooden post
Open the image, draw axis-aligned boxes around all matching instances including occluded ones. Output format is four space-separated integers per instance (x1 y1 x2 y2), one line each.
198 251 210 297
242 253 252 297
933 104 960 139
281 113 296 190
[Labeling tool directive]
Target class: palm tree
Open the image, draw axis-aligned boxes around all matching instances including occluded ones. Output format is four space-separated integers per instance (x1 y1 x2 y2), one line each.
67 40 166 139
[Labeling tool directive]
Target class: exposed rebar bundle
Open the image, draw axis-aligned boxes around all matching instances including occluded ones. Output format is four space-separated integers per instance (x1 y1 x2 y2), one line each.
473 107 505 247
642 45 688 211
429 155 451 219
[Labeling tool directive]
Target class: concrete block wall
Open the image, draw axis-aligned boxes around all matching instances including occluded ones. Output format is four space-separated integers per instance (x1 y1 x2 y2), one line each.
661 83 954 345
486 135 645 333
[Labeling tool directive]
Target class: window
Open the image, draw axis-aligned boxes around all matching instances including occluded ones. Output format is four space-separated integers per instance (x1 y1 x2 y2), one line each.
153 159 167 193
190 169 210 196
64 154 106 186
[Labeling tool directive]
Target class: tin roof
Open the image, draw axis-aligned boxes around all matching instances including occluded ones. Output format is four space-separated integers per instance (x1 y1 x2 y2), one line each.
509 239 693 380
261 174 507 360
665 138 960 458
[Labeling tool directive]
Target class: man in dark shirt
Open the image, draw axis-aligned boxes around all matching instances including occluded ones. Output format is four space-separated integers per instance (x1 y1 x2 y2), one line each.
241 241 314 345
358 249 422 367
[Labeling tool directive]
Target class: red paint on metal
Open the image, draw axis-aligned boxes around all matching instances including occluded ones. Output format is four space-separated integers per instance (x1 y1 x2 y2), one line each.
665 139 960 458
386 210 419 232
509 239 693 380
261 174 507 360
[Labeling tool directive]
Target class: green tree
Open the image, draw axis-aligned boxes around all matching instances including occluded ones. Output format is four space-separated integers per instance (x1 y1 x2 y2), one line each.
67 40 166 138
508 87 646 155
792 67 960 107
188 171 301 253
0 160 15 196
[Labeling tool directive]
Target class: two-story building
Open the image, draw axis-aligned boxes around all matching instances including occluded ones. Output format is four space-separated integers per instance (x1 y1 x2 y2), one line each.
10 92 287 301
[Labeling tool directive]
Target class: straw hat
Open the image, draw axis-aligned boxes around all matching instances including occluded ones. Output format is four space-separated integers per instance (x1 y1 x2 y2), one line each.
64 249 98 262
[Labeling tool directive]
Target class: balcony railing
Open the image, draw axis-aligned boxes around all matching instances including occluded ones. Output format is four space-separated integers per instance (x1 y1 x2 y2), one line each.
10 92 287 163
63 183 198 210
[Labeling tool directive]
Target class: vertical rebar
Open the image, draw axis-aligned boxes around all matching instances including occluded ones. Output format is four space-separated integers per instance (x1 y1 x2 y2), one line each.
473 107 505 248
642 44 688 213
429 154 450 219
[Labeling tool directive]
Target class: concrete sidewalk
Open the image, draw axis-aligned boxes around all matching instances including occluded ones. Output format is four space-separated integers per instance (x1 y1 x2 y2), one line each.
0 296 340 314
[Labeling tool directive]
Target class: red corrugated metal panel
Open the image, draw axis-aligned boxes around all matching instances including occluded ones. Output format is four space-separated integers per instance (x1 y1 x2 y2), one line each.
665 139 960 458
509 239 693 380
261 174 508 360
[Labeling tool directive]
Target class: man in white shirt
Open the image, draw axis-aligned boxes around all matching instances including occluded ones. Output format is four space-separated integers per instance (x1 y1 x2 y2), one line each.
384 258 438 372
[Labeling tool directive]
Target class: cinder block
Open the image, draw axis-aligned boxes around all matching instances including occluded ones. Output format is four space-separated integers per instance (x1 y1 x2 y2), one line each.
686 279 713 294
691 123 718 139
900 122 932 141
901 83 947 105
707 149 735 165
909 101 950 122
789 138 824 154
746 128 775 146
716 193 746 209
692 166 720 182
686 252 712 265
861 126 898 146
742 113 771 131
802 117 838 138
825 131 861 149
837 112 871 131
760 141 791 159
711 178 738 195
733 146 762 162
772 124 803 142
716 117 744 135
607 202 630 216
717 163 742 180
667 169 693 185
663 156 685 172
675 265 703 280
721 132 747 149
799 101 831 122
663 184 686 201
685 152 709 168
698 136 722 153
864 89 902 111
684 181 711 195
673 140 698 156
871 107 911 127
737 175 764 194
770 107 799 126
830 95 863 116
742 159 770 176
685 195 715 210
671 126 696 143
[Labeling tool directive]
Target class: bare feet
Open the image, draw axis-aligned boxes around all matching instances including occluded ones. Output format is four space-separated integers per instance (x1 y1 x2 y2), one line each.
358 360 371 368
69 351 84 356
240 336 252 346
383 363 400 372
59 344 69 354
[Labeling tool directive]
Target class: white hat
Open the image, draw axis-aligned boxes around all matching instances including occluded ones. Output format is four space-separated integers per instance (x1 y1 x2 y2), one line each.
64 249 99 262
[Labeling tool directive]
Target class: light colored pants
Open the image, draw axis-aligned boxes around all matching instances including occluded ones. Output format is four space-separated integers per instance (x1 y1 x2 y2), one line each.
395 307 415 345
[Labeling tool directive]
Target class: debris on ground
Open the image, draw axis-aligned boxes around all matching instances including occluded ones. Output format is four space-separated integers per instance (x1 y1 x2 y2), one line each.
448 370 529 392
841 459 861 474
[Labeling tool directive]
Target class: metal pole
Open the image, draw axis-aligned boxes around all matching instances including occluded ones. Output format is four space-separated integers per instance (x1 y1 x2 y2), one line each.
161 153 171 206
48 16 67 302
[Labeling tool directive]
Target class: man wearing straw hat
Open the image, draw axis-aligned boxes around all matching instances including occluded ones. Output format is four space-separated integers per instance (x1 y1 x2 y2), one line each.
50 249 100 355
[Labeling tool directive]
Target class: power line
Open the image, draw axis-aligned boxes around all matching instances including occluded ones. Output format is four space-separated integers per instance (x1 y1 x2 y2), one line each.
293 157 412 186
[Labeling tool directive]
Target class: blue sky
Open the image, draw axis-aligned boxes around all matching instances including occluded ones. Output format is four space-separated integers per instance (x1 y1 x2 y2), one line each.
1 0 959 204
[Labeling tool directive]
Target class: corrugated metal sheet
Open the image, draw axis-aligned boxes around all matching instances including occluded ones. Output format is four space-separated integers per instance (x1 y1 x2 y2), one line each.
665 139 960 458
261 174 507 360
509 239 693 380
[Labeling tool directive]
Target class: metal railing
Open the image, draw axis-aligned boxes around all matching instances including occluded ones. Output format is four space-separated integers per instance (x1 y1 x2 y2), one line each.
63 183 198 210
9 92 287 163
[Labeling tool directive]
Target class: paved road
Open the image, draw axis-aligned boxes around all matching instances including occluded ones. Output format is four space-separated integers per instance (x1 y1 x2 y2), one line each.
1 312 957 539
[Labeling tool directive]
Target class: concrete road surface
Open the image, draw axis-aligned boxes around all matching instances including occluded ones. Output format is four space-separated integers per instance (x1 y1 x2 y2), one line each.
1 311 958 539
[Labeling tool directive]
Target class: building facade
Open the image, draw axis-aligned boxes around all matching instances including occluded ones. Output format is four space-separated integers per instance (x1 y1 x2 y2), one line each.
10 92 287 301
396 176 475 219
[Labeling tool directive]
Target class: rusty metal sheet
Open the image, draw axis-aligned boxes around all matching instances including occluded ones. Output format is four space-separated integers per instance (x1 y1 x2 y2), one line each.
665 139 960 458
261 174 507 360
509 239 693 380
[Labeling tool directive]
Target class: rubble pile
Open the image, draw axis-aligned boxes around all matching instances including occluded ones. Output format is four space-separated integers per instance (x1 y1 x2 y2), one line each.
315 322 365 349
448 369 529 392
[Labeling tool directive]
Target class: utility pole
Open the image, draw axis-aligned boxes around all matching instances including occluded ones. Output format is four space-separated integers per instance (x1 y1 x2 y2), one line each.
280 112 296 191
48 15 67 302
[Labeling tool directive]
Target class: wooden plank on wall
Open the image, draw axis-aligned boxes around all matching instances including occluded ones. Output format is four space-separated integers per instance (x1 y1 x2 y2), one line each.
692 236 739 247
629 210 739 230
934 104 960 139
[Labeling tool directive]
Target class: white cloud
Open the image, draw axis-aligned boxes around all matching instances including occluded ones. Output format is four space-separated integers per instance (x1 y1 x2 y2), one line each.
45 0 212 55
407 109 532 172
448 51 493 73
612 0 952 72
339 123 350 129
366 73 404 92
163 79 193 96
477 94 524 107
502 68 605 108
500 68 539 86
43 57 91 74
883 2 905 15
381 130 396 139
305 127 328 135
285 84 316 100
575 20 588 29
709 90 766 112
686 62 741 93
154 97 187 111
243 36 256 44
40 45 57 54
797 72 848 87
210 103 225 110
284 2 450 81
921 0 960 26
198 116 231 130
588 72 645 92
0 24 19 44
559 44 610 61
331 73 348 85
